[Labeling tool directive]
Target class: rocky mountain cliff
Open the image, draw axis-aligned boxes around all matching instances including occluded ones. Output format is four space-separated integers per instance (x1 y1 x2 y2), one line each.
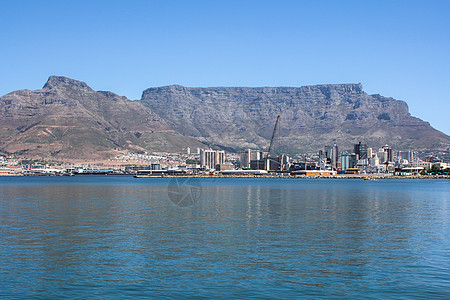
0 76 203 160
141 84 449 153
0 76 448 160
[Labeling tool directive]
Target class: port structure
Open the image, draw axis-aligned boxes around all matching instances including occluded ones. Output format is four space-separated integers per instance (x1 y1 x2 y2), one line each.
267 115 281 156
264 114 288 171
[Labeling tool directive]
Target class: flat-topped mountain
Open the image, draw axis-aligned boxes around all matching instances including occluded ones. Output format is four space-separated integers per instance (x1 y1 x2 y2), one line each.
141 84 449 153
0 76 203 160
0 76 448 160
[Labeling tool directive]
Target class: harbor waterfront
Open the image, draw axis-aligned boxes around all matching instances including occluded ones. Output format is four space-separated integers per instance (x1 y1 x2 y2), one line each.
133 174 450 179
0 176 449 298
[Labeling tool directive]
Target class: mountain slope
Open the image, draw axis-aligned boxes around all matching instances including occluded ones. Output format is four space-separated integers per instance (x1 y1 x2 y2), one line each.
1 77 448 160
141 84 450 153
0 76 203 159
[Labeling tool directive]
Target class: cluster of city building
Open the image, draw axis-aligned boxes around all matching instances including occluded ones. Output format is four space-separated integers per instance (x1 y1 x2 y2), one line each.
120 143 447 176
237 142 448 175
317 142 420 174
0 143 448 176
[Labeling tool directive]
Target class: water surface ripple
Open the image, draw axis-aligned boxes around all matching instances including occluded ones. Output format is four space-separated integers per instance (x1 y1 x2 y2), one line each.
0 177 449 298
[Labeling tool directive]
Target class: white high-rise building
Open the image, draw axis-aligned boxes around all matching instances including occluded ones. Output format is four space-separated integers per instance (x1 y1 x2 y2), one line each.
200 149 225 170
239 149 261 168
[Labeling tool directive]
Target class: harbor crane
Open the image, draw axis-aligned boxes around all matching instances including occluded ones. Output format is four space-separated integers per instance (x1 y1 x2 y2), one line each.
267 115 281 156
260 91 282 157
259 92 285 171
265 115 283 171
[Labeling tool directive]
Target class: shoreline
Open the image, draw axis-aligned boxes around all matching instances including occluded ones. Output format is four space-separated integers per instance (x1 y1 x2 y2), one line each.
1 173 448 179
135 174 449 179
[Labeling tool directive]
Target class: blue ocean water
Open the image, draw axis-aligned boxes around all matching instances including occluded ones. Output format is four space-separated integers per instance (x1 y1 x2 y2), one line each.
0 176 449 298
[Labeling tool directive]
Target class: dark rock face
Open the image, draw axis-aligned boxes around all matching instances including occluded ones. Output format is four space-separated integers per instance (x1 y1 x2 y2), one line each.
141 84 449 153
0 76 203 159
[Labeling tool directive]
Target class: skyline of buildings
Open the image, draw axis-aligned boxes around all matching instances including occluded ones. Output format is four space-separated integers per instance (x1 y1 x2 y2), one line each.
1 137 449 176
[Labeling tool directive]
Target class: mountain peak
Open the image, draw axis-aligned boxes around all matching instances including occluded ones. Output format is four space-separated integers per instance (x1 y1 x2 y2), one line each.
43 75 92 91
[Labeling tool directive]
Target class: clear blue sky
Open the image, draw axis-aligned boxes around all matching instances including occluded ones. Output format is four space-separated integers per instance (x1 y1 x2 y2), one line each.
1 0 449 135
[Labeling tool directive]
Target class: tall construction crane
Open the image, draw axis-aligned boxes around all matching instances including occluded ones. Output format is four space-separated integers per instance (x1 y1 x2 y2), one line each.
264 115 282 171
267 115 281 156
260 91 282 157
259 92 284 171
